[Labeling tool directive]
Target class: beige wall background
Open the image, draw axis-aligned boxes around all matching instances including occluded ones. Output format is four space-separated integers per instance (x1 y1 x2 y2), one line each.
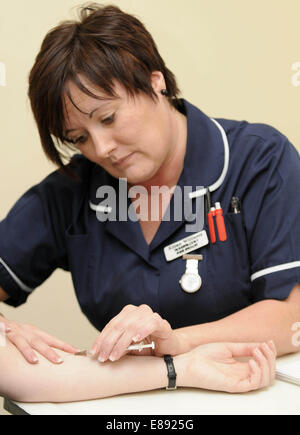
0 0 299 414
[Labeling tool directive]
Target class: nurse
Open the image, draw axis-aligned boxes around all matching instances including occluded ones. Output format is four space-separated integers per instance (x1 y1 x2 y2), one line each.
0 4 299 366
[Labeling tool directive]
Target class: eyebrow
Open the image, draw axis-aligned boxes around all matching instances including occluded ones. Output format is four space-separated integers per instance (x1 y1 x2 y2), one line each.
64 103 112 135
88 107 100 119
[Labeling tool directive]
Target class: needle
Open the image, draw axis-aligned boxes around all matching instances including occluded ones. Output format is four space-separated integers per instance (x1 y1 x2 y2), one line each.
74 341 155 357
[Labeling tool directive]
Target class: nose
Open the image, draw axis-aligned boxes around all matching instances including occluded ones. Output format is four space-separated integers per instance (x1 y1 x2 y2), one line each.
91 131 117 160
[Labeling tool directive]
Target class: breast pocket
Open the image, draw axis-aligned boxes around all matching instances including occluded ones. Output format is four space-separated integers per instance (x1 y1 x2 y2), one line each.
208 212 252 318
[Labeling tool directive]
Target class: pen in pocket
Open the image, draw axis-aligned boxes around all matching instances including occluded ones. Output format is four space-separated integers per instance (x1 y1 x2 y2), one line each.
231 196 241 214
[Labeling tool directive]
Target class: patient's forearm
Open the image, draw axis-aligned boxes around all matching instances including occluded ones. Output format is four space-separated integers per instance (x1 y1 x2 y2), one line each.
0 341 186 403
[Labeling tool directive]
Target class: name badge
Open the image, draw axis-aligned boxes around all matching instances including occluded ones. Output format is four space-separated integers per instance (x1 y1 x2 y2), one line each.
164 230 209 262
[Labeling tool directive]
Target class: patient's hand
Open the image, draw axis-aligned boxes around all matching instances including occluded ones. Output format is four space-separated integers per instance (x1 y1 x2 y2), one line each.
180 341 276 393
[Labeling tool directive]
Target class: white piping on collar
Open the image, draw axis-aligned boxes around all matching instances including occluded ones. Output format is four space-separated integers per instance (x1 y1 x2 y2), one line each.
89 117 230 213
189 118 230 199
89 201 113 214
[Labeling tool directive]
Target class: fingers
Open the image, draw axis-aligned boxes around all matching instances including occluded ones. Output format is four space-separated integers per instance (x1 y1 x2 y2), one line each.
90 305 141 361
248 358 261 388
6 333 40 364
247 341 277 392
30 338 65 364
262 341 277 382
7 327 79 365
32 331 81 362
226 342 261 358
227 340 277 368
0 321 10 335
90 304 165 362
233 341 277 393
38 332 79 354
97 328 127 362
8 332 65 365
107 317 164 361
253 341 277 386
0 321 12 333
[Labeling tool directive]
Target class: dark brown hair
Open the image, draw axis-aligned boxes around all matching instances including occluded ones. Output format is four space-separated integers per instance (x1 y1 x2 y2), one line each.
28 2 180 171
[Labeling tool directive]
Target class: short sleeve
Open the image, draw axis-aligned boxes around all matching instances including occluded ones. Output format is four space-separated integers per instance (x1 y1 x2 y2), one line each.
0 156 88 307
241 129 300 302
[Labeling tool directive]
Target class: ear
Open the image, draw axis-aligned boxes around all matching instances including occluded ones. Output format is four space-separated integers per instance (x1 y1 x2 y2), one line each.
150 71 166 95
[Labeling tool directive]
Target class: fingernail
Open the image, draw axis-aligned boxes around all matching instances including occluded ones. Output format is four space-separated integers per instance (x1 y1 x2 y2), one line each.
98 356 106 363
255 348 262 356
89 344 98 357
87 350 95 358
132 335 141 343
55 357 63 363
31 356 39 363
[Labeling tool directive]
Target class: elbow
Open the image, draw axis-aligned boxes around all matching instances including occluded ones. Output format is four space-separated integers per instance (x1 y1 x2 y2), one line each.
0 342 40 403
0 369 53 404
0 365 33 403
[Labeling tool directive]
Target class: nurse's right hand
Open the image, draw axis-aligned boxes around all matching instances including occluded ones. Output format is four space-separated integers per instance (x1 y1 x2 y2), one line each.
0 315 79 364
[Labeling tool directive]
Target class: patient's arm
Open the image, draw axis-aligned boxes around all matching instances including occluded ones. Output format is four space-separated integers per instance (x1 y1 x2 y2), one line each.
0 338 276 403
0 339 179 403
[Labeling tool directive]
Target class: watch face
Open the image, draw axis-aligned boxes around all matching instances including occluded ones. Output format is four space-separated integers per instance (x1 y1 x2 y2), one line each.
180 273 202 293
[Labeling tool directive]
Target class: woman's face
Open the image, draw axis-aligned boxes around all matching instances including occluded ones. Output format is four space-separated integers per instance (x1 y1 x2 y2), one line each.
63 74 182 186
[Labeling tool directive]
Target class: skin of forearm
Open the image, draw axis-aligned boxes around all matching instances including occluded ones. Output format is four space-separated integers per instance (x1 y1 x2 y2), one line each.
175 296 300 357
0 341 187 403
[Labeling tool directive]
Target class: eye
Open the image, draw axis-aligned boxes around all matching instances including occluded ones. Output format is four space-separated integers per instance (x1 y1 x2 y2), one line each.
101 114 115 125
64 135 88 146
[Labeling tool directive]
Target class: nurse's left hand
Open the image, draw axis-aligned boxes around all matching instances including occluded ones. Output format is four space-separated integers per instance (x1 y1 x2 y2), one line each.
90 305 179 362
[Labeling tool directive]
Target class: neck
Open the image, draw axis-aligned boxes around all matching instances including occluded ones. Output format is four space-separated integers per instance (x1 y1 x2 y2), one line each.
131 108 187 193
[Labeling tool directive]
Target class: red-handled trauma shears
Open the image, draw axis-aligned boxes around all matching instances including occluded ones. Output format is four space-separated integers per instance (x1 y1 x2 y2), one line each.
207 202 227 243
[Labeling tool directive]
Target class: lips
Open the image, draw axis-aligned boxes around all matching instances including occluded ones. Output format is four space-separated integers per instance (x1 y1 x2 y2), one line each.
112 152 134 167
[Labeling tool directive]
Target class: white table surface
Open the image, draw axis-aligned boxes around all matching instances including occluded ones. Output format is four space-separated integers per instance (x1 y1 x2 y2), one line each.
5 352 300 415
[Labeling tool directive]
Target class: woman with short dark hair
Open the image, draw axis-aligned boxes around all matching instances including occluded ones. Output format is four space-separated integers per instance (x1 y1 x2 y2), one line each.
28 4 181 170
0 4 299 392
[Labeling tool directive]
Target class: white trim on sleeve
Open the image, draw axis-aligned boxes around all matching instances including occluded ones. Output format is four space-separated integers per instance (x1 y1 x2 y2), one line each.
0 257 34 293
250 261 300 282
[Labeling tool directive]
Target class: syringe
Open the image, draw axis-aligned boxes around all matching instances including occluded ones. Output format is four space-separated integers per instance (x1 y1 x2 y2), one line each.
127 341 155 352
75 341 155 357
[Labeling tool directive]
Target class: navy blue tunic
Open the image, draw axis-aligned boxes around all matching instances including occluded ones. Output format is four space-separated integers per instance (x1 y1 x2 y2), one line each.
0 100 299 331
